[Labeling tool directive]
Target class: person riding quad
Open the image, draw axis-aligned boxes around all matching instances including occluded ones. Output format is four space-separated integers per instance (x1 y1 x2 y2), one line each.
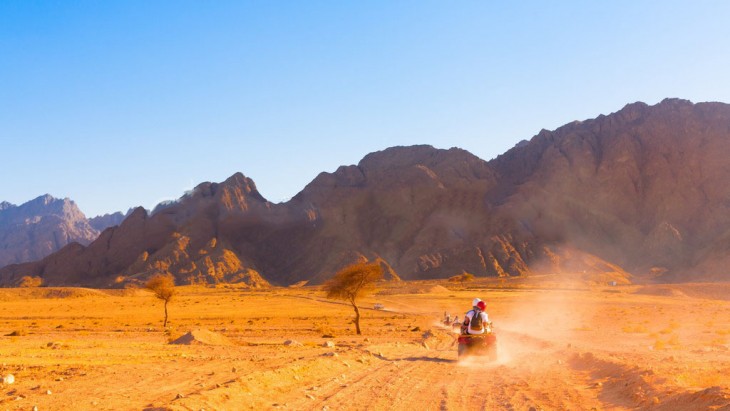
462 298 490 335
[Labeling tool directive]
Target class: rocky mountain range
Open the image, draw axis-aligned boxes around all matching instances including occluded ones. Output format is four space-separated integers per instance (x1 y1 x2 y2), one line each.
0 195 126 268
2 98 730 287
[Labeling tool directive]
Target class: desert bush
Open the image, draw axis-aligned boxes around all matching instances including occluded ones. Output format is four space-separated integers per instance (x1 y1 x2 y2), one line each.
146 274 176 327
17 276 42 287
323 262 383 335
448 273 475 283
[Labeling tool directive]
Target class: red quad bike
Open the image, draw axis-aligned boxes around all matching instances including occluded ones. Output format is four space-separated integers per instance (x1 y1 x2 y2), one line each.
458 322 497 361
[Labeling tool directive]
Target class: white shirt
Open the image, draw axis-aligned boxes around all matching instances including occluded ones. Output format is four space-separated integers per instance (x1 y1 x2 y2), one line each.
465 310 489 335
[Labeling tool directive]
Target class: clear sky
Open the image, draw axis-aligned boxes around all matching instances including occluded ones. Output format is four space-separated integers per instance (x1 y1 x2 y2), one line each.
2 1 730 217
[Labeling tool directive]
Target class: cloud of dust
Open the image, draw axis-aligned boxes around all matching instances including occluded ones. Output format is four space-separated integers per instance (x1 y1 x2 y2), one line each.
488 288 596 365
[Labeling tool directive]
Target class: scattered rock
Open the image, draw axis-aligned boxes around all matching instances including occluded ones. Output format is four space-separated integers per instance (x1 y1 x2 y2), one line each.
284 340 303 346
411 326 421 332
322 334 335 338
46 389 52 395
323 341 335 348
2 374 15 384
175 393 185 399
306 394 316 400
322 352 338 357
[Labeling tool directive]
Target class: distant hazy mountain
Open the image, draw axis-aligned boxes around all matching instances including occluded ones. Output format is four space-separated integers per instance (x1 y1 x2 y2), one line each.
3 98 730 287
0 195 124 267
88 211 129 232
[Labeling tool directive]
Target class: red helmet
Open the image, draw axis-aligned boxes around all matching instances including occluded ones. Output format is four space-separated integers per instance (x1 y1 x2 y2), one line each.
477 301 486 311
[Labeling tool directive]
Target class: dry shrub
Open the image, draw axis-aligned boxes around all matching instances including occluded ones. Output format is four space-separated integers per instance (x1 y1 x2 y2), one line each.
18 276 43 287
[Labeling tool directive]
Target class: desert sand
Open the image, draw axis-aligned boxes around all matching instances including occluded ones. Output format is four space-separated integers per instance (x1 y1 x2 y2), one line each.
1 279 729 410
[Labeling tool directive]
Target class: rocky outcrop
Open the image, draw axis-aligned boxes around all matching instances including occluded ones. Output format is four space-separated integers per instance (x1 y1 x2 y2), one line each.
490 98 730 280
0 195 100 267
4 99 730 286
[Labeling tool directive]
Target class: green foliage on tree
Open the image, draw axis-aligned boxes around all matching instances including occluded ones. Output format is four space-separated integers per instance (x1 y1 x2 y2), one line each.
323 262 383 335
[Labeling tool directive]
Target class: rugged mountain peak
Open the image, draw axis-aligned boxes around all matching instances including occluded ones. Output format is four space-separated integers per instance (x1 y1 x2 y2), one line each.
357 145 441 170
0 194 99 267
0 201 15 211
4 98 730 286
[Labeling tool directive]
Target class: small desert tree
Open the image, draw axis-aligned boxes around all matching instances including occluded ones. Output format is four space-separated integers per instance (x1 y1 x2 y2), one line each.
323 262 383 335
146 274 176 327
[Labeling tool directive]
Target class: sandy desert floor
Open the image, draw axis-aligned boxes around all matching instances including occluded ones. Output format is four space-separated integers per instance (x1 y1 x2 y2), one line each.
1 279 729 411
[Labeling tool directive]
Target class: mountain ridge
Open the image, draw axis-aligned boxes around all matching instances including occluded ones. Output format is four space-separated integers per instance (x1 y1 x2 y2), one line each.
3 98 730 287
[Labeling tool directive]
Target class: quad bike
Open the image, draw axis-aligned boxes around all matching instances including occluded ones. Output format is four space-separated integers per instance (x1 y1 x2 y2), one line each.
457 322 497 361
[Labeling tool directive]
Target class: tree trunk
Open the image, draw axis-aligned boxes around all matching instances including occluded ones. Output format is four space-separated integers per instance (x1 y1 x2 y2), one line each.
164 299 169 327
353 303 361 335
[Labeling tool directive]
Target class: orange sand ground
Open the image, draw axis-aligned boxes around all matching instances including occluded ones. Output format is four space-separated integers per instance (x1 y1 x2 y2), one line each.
1 279 729 410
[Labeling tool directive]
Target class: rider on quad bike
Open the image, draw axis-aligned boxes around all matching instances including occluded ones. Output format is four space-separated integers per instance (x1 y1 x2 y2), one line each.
458 298 497 359
462 298 489 334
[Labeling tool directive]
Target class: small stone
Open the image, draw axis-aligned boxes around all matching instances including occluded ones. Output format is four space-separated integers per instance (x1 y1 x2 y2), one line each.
323 341 335 348
232 367 237 373
47 390 53 395
2 374 15 384
306 394 316 400
175 393 185 399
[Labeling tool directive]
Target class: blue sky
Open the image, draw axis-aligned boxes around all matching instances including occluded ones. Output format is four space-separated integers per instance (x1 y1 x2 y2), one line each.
2 1 730 217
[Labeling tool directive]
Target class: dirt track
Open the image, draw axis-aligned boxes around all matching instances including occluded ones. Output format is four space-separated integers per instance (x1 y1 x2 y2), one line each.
1 283 730 410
